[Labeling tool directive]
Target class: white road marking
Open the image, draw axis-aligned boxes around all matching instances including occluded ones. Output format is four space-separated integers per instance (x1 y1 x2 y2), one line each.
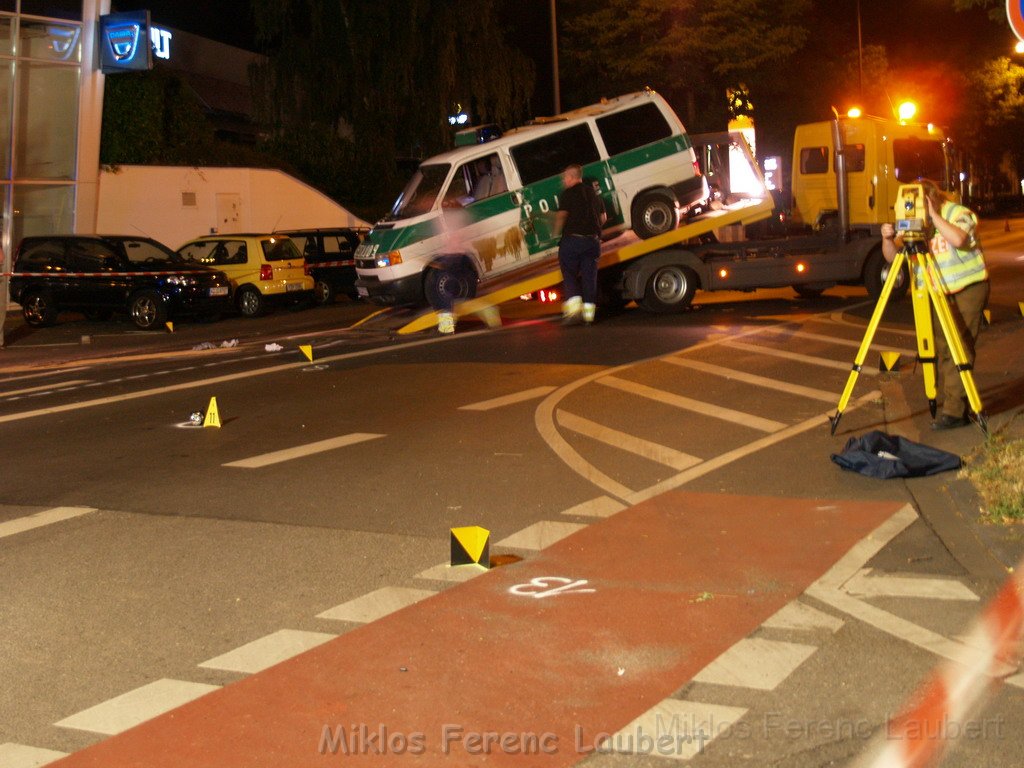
663 357 837 402
0 380 90 397
692 637 817 690
55 679 219 735
557 410 703 471
599 375 787 432
198 629 337 674
753 328 917 357
843 568 979 601
495 520 588 550
0 330 484 426
607 699 748 760
459 386 557 411
0 743 67 768
415 562 489 583
723 340 876 374
0 507 96 540
560 495 627 518
223 433 385 468
763 601 844 633
317 587 436 623
0 366 89 384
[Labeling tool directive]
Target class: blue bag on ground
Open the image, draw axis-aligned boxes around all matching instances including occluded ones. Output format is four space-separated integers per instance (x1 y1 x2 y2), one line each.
831 430 961 479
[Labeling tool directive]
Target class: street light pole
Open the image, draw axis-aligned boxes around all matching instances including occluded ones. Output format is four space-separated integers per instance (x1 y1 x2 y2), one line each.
856 0 864 100
550 0 560 114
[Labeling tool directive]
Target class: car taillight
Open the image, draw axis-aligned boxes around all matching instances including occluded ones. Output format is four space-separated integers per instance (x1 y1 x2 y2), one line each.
693 161 702 177
304 263 312 276
259 264 274 281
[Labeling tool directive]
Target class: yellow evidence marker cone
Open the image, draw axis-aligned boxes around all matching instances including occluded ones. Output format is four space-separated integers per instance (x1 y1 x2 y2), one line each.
879 351 901 372
165 321 174 333
300 344 314 363
203 396 222 428
450 525 490 568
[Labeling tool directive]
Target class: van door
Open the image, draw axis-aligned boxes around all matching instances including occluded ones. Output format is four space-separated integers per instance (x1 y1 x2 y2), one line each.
440 152 527 279
510 123 604 259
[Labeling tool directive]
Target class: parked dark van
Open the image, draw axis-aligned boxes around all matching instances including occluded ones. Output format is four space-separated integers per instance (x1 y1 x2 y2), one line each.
277 228 368 305
10 235 231 330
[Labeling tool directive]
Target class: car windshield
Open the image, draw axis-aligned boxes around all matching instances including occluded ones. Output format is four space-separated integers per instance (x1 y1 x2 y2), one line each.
386 164 451 220
261 237 302 261
112 238 185 264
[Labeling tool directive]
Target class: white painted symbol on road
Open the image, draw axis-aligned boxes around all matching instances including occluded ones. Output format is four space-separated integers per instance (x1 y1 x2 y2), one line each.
509 576 596 599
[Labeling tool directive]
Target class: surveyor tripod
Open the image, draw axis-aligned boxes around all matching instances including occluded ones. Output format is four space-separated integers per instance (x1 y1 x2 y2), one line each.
829 239 987 436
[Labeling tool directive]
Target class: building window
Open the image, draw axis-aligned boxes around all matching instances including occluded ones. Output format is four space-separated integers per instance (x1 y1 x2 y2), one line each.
11 183 75 246
20 0 82 22
14 61 79 179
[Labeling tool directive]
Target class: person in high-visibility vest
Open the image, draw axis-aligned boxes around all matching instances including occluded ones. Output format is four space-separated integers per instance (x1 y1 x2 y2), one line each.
881 180 989 430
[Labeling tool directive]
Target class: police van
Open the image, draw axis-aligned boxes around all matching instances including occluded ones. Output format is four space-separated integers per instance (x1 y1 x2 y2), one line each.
354 90 708 307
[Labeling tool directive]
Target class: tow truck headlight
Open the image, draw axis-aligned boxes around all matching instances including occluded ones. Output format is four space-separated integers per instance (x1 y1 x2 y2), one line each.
375 251 402 268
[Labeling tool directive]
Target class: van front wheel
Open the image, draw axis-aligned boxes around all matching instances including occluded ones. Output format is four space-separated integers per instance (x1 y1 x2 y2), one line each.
425 262 478 309
632 193 677 239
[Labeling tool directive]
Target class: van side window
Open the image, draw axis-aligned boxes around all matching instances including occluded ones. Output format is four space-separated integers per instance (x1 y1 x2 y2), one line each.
800 147 829 174
511 124 601 185
596 102 672 156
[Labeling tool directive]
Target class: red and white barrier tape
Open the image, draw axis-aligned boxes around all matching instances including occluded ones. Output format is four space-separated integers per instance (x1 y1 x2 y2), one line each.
858 564 1024 768
306 259 355 268
1 271 215 278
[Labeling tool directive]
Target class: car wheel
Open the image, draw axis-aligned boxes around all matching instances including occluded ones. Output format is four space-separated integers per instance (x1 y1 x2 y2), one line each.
640 264 697 313
129 290 168 330
21 290 59 327
632 192 677 239
236 285 265 317
424 260 477 308
314 279 334 305
864 248 909 302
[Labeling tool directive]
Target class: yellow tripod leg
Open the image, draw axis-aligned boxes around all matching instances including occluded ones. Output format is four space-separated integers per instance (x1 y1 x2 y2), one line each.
922 252 986 433
830 250 907 435
908 252 938 417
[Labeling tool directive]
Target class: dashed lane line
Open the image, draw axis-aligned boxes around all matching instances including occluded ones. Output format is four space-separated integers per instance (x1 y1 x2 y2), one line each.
55 679 219 736
599 374 788 432
316 587 437 623
0 380 91 398
458 385 557 411
0 506 96 540
751 327 918 357
0 742 67 768
198 630 337 675
222 433 385 469
662 357 837 403
0 366 89 384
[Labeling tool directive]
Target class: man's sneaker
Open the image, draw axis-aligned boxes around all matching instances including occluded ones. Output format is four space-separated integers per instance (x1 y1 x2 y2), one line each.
561 296 583 325
582 302 596 325
931 414 969 431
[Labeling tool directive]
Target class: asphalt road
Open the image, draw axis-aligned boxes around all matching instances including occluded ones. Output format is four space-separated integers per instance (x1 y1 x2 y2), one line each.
1 219 1023 767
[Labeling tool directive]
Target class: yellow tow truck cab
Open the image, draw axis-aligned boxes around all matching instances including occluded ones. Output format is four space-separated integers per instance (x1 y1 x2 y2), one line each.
791 116 952 230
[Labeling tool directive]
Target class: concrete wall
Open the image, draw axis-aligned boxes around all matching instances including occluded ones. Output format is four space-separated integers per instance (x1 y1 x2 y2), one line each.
96 166 370 249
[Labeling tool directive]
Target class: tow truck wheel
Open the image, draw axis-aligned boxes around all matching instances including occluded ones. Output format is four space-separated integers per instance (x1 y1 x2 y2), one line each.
640 264 697 313
632 193 677 240
864 249 909 302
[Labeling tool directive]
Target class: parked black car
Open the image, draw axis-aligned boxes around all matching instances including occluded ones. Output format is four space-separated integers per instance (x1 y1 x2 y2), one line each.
277 228 368 305
10 235 232 330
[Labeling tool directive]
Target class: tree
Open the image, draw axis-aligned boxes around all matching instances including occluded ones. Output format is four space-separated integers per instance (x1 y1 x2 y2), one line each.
251 0 535 212
558 0 809 133
955 57 1024 194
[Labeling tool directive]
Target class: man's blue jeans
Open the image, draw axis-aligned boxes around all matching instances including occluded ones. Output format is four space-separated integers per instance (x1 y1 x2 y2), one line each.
558 235 600 303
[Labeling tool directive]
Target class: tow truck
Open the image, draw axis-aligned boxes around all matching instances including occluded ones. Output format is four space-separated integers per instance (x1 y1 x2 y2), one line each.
398 112 954 334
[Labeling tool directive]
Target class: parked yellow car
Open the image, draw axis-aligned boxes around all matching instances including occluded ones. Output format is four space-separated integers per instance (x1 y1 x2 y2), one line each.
177 234 314 317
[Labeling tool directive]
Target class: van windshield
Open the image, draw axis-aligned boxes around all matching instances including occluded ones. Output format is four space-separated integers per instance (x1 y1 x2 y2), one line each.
388 164 451 220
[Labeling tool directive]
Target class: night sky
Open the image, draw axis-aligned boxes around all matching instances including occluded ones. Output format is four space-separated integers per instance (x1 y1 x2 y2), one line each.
111 0 256 49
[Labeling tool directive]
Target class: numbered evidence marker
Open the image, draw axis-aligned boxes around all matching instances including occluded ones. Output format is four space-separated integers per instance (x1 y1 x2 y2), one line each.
300 344 314 363
203 396 222 428
165 321 174 333
451 525 490 568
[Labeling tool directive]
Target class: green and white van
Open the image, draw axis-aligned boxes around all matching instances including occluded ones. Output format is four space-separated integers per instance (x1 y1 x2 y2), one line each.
354 90 708 307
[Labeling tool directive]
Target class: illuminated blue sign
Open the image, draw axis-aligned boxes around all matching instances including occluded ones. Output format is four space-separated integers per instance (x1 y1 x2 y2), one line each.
99 11 153 73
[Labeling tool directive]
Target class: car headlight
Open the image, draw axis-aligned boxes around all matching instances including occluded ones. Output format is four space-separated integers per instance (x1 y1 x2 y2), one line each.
375 251 402 268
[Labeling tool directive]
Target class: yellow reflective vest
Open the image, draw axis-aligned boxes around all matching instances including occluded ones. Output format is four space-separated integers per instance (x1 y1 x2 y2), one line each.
927 201 988 293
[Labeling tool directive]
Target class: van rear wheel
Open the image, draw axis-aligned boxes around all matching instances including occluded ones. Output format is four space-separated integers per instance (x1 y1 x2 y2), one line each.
632 193 677 239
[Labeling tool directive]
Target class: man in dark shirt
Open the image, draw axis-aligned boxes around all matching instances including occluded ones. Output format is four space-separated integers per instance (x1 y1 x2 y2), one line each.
554 164 606 325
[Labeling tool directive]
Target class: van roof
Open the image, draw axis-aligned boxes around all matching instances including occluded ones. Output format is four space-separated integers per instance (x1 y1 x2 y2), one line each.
422 90 666 166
